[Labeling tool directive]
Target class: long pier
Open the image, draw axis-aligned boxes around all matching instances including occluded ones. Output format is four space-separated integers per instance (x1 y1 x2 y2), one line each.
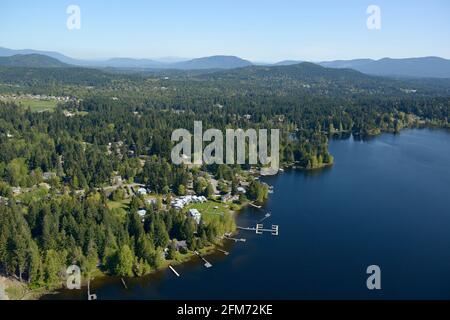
249 203 262 209
169 265 180 277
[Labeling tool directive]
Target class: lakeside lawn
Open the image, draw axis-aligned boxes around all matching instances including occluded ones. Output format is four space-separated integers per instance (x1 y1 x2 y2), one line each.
184 199 231 225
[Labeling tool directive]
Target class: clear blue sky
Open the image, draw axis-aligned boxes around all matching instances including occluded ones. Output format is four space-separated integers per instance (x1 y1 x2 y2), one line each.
1 0 449 62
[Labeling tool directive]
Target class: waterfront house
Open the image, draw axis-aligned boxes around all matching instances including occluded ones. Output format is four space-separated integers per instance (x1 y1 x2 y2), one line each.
174 240 188 251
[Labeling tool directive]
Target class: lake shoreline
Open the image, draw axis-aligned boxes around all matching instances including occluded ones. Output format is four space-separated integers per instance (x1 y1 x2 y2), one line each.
39 127 450 300
38 197 266 300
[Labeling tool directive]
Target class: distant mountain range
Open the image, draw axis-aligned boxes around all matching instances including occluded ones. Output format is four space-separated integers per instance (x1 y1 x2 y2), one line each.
0 47 252 70
1 47 450 78
318 57 450 78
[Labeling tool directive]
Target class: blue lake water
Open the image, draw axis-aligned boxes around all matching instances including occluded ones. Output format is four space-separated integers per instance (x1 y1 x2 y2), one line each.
44 128 450 300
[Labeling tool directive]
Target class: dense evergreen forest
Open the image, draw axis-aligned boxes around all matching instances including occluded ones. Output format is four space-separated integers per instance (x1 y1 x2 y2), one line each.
0 62 449 290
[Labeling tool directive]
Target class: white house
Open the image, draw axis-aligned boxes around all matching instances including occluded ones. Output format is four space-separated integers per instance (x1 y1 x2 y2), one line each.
137 209 147 217
188 209 202 224
171 195 207 209
145 198 157 205
137 188 148 196
237 187 246 194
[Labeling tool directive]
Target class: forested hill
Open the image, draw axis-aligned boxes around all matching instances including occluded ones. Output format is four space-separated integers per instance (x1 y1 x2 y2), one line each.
0 54 71 68
195 62 450 97
200 62 386 84
1 62 450 98
0 65 142 88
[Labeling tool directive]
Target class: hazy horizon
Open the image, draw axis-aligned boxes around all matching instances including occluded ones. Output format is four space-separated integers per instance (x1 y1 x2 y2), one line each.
2 45 449 64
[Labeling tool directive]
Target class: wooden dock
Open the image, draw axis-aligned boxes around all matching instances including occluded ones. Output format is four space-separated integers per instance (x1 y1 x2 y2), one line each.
217 249 229 255
224 235 247 242
249 203 262 209
121 278 128 289
194 251 213 268
258 212 271 222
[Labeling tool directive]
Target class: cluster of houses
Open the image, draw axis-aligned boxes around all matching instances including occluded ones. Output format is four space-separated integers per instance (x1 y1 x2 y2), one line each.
107 141 125 157
0 94 74 102
171 195 207 210
221 193 239 203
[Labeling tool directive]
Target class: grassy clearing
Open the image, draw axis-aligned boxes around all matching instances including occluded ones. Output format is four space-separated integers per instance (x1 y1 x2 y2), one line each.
107 198 131 222
16 187 49 205
1 98 58 112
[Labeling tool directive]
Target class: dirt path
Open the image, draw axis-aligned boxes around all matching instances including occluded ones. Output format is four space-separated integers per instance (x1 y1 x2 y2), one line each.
0 276 47 300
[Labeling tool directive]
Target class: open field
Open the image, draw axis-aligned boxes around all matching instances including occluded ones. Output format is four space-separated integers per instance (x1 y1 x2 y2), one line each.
0 97 58 112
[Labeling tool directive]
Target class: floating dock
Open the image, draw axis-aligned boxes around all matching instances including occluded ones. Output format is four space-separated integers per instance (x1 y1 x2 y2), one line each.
237 224 279 236
249 203 262 209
